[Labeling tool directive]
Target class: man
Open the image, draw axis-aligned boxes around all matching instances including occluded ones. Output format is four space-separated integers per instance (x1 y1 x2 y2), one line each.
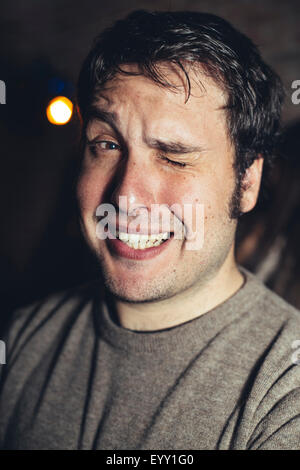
0 10 300 450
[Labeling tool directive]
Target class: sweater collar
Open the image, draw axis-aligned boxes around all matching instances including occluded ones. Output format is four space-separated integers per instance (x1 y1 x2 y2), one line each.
93 266 263 354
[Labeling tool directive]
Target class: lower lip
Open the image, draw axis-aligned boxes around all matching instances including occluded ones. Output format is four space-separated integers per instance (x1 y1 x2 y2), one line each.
106 235 173 260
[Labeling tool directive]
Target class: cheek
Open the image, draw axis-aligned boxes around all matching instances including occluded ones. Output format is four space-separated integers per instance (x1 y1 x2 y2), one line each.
162 178 207 235
76 169 106 213
174 177 231 234
174 177 212 210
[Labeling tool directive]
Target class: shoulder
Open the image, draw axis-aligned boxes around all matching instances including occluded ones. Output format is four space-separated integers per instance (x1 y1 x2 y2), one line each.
220 268 300 449
239 265 300 333
1 279 102 366
233 267 300 398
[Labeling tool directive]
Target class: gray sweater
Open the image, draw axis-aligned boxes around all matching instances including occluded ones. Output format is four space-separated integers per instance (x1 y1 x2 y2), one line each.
1 266 300 450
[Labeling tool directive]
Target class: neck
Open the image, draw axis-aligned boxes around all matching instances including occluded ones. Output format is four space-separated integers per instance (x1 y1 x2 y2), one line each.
107 247 245 332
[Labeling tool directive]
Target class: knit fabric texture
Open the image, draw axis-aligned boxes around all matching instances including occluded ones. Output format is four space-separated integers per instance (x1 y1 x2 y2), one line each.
0 266 300 450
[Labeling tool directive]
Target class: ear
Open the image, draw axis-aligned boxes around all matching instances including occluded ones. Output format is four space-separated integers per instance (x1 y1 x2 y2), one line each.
239 155 264 214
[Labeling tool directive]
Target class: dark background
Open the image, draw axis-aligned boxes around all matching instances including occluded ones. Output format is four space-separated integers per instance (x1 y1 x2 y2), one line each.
1 0 300 328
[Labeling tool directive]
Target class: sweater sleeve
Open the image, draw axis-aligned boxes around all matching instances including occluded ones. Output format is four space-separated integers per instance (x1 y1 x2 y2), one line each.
248 387 300 450
246 320 300 450
218 314 300 450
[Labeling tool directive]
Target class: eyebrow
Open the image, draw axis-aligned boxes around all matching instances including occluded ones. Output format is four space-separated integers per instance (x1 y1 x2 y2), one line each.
86 106 205 154
86 106 119 130
146 138 205 155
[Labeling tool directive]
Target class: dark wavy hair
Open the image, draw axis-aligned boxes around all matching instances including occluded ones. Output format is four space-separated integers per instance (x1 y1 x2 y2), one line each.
77 10 284 217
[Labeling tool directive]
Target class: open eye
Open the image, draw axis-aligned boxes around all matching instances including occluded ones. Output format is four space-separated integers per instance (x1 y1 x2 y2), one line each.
97 141 120 150
87 139 121 156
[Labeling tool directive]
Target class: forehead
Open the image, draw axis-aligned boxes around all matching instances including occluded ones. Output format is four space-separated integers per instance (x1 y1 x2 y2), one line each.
87 63 231 150
92 63 227 117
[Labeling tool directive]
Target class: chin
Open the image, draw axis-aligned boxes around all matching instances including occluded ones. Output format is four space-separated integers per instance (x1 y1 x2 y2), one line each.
102 273 177 304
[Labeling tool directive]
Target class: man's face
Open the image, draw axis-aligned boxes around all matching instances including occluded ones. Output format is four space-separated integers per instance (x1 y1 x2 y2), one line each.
77 64 239 302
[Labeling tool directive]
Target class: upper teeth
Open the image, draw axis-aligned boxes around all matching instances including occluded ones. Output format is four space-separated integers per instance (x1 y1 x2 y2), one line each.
116 231 169 249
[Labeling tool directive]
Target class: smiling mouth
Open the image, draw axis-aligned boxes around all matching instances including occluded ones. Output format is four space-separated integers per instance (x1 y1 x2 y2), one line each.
116 230 171 250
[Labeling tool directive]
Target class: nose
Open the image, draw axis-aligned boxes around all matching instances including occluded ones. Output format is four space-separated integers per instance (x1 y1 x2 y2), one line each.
110 151 156 217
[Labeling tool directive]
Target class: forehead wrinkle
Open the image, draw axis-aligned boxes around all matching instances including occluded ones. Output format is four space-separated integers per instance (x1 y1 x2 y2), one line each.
93 90 115 106
87 73 229 153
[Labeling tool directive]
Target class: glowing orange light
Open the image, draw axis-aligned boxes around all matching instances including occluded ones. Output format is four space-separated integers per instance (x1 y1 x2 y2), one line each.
46 96 73 125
